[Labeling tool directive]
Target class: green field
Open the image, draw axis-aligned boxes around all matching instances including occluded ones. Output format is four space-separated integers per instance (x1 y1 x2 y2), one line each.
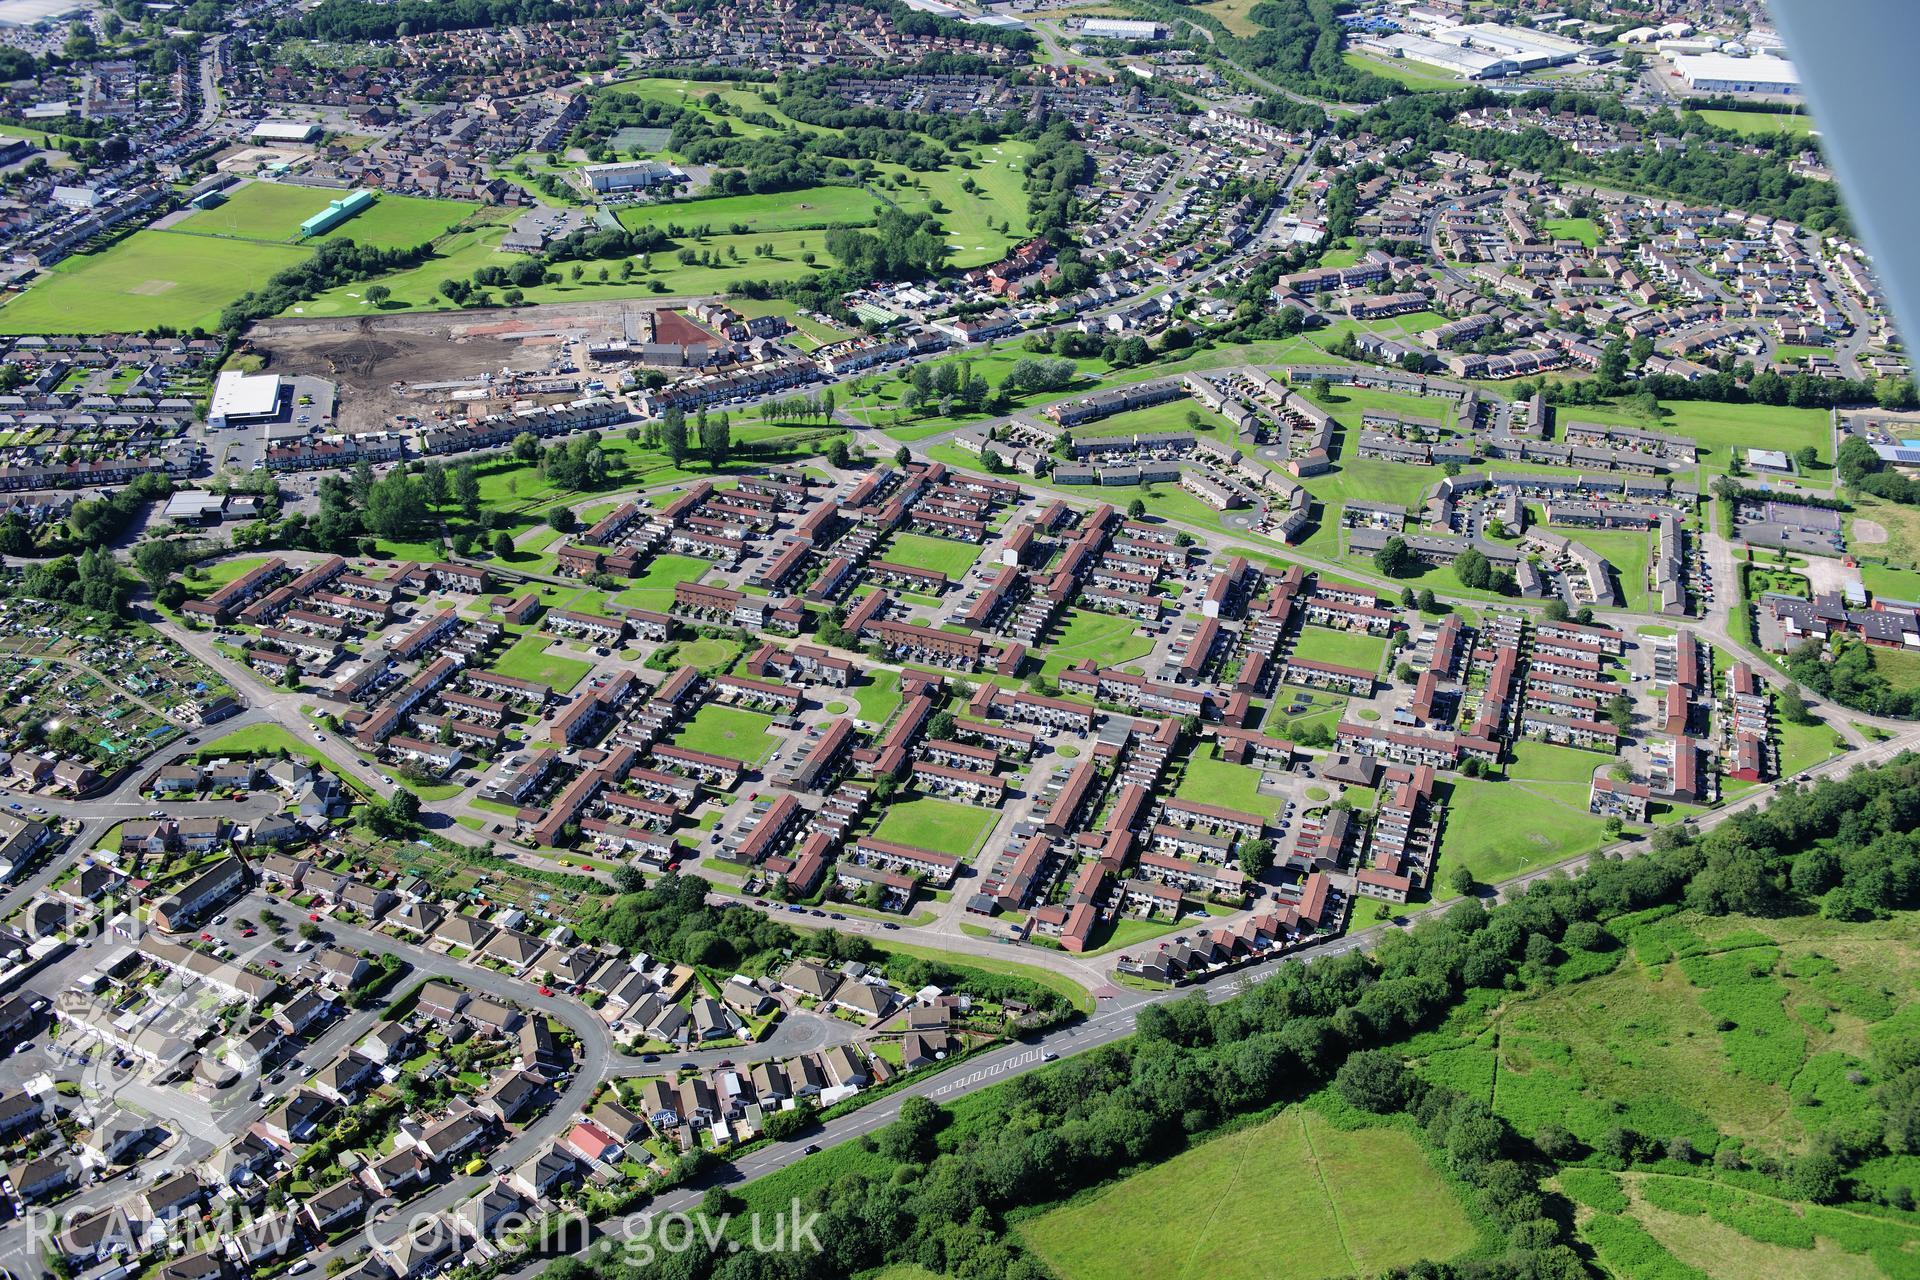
674 702 779 765
175 182 477 249
876 532 984 581
291 222 841 317
883 140 1035 268
1560 525 1655 613
1342 50 1469 91
1019 1107 1480 1280
489 633 593 693
1291 624 1388 673
1038 609 1156 678
1413 906 1920 1163
1697 108 1817 138
1067 397 1239 446
1439 758 1612 893
616 185 883 236
1567 398 1833 474
1543 216 1601 247
852 670 903 727
871 795 1000 860
1174 741 1284 820
1585 1170 1920 1280
612 554 711 612
0 231 311 334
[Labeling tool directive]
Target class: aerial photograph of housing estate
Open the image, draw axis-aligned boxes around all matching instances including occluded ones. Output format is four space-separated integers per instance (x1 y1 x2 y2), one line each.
0 0 1914 1276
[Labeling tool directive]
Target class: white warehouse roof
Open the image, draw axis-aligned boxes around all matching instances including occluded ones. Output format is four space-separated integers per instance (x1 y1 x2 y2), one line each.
209 372 283 422
249 120 320 143
1673 52 1800 89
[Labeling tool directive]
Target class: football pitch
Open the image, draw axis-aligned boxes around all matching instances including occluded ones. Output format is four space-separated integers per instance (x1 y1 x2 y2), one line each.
0 231 311 334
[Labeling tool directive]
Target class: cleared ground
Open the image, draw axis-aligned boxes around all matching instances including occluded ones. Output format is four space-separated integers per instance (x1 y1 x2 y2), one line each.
1019 1107 1479 1280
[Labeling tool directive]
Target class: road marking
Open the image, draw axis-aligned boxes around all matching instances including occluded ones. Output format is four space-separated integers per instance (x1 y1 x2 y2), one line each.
929 1048 1042 1097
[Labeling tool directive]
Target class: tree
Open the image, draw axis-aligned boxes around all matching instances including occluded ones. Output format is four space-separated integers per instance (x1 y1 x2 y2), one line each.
513 432 540 462
1542 598 1570 622
452 465 481 520
1779 682 1818 726
491 531 514 559
1417 588 1439 614
1448 865 1475 898
1372 535 1418 578
662 408 688 466
133 539 178 592
702 412 731 469
894 446 911 467
1237 837 1273 880
877 1095 941 1163
1454 546 1492 591
364 284 391 307
1335 1050 1417 1113
1795 444 1819 471
1127 498 1146 519
826 439 852 468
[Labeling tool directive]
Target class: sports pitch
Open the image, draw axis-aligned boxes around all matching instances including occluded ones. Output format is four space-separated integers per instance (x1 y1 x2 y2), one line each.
0 231 311 334
176 182 477 249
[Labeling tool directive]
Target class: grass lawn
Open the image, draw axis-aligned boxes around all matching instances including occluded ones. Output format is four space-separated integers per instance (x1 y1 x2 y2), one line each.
1067 397 1237 445
1019 1106 1479 1280
1697 108 1816 138
1291 625 1387 673
876 531 984 580
1542 217 1601 247
1039 609 1156 679
612 554 710 612
1439 770 1610 895
882 139 1034 269
176 181 477 249
192 555 277 591
1558 526 1654 613
1566 399 1832 474
675 702 779 765
1864 642 1920 693
871 795 1000 860
488 633 592 693
0 231 311 334
1777 714 1841 778
853 669 903 726
1197 0 1264 35
863 934 1092 1013
193 724 329 766
1174 742 1284 820
1082 913 1185 956
615 185 883 236
668 637 741 671
1342 50 1469 91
